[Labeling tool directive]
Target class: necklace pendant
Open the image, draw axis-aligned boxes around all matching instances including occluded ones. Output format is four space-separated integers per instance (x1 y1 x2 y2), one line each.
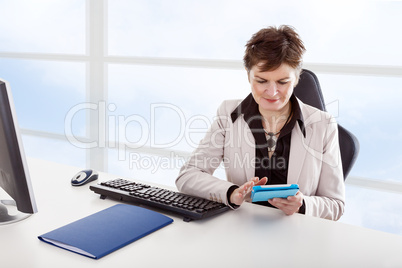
266 132 277 152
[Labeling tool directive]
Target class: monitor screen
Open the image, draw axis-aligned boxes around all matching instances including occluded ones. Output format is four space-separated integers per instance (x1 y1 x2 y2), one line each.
0 79 37 224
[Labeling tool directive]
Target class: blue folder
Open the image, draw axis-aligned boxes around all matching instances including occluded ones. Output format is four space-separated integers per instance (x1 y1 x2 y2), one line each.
38 204 173 259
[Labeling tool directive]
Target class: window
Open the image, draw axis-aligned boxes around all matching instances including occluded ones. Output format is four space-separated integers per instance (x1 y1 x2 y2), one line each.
108 0 402 66
0 0 85 54
0 59 86 134
319 73 402 182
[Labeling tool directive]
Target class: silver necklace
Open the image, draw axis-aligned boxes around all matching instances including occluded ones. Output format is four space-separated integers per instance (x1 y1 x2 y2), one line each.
264 130 280 152
263 112 292 152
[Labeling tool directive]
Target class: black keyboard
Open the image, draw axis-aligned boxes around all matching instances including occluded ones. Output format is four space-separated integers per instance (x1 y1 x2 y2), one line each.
90 178 230 222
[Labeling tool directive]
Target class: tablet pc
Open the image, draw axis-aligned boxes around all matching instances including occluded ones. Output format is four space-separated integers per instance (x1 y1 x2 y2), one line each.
251 184 299 203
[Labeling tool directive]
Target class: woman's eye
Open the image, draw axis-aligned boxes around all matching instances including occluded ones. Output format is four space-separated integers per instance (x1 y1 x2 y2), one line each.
257 80 266 84
278 81 289 85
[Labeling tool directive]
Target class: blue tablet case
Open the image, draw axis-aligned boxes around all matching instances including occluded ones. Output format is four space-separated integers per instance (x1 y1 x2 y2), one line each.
251 184 299 203
38 204 173 259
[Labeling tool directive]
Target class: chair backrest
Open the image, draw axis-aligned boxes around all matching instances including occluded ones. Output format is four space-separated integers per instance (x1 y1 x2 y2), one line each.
293 69 359 180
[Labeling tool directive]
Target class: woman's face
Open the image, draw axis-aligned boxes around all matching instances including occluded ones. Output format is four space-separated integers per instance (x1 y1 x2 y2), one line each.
248 63 297 115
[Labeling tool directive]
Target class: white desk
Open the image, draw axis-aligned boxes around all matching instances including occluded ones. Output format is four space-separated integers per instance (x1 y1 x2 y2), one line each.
2 158 402 268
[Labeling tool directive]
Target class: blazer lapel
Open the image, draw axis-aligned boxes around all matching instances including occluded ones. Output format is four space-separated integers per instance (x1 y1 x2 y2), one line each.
242 122 257 181
288 124 312 184
288 100 324 184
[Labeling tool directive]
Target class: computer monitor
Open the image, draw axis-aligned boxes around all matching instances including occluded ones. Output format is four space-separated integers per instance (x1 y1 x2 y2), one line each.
0 79 38 224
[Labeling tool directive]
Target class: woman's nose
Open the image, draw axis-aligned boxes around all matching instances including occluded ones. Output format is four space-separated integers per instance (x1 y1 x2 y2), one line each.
265 83 277 97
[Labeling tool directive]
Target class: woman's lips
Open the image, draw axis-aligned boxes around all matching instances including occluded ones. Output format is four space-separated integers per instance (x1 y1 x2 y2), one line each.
264 98 279 103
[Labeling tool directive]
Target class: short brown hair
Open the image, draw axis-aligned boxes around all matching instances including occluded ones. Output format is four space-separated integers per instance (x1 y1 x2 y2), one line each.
243 25 306 74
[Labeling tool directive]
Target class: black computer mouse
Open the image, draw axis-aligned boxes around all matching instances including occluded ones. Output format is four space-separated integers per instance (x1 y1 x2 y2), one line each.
71 169 98 186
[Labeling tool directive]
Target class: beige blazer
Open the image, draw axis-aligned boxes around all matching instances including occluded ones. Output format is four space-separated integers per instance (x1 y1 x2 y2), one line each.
176 98 345 220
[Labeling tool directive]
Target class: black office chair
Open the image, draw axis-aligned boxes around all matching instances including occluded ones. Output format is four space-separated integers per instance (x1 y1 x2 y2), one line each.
293 69 359 180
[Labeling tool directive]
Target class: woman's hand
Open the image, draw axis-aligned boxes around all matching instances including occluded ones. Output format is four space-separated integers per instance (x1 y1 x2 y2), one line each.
230 177 268 206
268 191 304 215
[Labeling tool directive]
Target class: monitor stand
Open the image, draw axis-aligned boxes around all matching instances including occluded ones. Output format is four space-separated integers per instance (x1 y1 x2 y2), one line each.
0 199 32 225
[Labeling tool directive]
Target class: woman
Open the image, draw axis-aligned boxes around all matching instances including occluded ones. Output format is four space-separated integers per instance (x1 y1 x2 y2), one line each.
176 25 345 221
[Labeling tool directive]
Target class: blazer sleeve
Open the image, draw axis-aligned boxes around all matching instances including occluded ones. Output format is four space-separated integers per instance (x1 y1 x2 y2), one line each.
175 101 238 208
303 115 345 221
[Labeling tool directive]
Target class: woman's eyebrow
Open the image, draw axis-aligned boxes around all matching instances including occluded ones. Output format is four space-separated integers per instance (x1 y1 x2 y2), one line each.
255 75 291 81
255 75 266 79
